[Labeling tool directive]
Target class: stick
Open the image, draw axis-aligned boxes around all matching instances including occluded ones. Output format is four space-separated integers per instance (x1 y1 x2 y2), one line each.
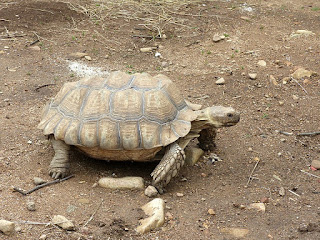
35 83 56 91
292 77 308 94
13 175 75 195
301 170 320 179
83 199 104 227
288 189 300 197
278 131 293 136
297 131 320 136
246 159 260 186
16 220 51 225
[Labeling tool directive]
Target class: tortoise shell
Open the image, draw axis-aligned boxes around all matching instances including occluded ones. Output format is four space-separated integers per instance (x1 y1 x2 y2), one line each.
38 71 197 152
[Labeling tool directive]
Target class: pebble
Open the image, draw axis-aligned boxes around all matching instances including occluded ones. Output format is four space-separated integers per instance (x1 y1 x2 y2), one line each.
247 203 266 212
248 73 257 79
220 227 249 238
98 176 144 190
215 77 225 85
84 55 92 61
292 67 314 79
29 46 41 51
176 192 184 197
27 201 36 211
184 146 204 165
52 215 74 230
140 47 157 53
279 187 285 196
144 185 159 198
136 198 165 234
257 60 266 67
0 219 15 235
260 197 269 203
269 75 278 85
39 234 47 240
292 95 299 100
208 209 216 215
278 101 284 106
78 198 90 204
33 177 46 185
212 34 225 42
67 52 88 59
282 77 290 84
311 160 320 169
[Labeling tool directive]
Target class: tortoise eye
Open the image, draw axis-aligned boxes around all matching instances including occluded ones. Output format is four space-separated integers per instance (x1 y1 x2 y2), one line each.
227 113 233 118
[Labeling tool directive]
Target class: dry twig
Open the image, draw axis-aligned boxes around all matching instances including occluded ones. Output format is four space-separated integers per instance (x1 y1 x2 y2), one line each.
297 131 320 137
246 158 260 186
83 199 104 227
300 170 320 179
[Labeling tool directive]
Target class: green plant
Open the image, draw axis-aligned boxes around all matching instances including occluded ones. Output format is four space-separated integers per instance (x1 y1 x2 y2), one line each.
311 7 320 11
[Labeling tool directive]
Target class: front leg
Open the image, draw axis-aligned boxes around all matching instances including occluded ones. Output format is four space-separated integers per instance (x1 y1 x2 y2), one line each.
49 136 70 179
151 143 185 193
198 128 217 151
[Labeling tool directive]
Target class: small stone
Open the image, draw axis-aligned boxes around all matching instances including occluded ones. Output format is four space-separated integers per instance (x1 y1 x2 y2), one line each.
98 177 144 190
39 234 47 240
257 60 267 67
154 52 161 57
27 140 32 144
29 46 41 51
176 192 184 197
78 198 90 204
279 187 285 196
269 75 278 85
311 160 320 169
292 95 299 100
165 212 174 220
184 147 204 165
84 55 92 61
247 203 266 212
144 185 159 198
0 219 15 235
67 52 88 59
292 68 315 79
27 201 36 211
52 215 74 230
15 226 22 232
282 77 291 84
248 73 257 79
278 101 284 106
215 77 225 85
208 209 216 215
92 183 98 188
136 198 165 234
212 34 224 42
280 138 286 142
140 47 157 53
220 227 249 238
33 177 46 185
260 197 269 203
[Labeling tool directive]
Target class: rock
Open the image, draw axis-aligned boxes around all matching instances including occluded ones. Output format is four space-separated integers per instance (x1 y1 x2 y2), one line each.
84 55 92 61
269 75 278 85
292 68 315 79
290 30 315 38
29 46 41 51
215 77 225 85
136 198 165 234
52 215 74 230
220 227 249 238
248 73 257 80
292 95 299 100
26 201 36 211
212 34 225 42
176 192 184 197
39 234 47 240
0 219 15 235
311 160 320 169
144 185 158 197
257 60 266 67
33 177 46 185
247 203 266 212
140 47 157 53
279 101 284 106
98 177 144 190
184 146 204 165
260 197 269 203
208 209 216 215
154 52 161 57
78 198 90 204
67 52 88 59
279 187 285 196
282 77 290 84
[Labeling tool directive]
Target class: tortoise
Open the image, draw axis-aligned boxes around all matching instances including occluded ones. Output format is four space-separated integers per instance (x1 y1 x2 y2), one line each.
38 71 240 191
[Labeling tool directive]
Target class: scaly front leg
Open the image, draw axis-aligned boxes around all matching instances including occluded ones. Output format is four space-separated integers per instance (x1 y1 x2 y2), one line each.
49 136 70 179
151 143 185 193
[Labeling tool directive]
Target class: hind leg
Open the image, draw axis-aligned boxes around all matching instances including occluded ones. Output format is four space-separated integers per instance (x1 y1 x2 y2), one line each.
49 136 70 179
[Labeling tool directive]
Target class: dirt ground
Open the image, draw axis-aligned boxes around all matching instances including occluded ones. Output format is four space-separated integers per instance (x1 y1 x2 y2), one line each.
0 0 319 239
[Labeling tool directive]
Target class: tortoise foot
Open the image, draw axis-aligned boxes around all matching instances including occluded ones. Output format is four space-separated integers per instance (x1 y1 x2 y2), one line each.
49 166 70 179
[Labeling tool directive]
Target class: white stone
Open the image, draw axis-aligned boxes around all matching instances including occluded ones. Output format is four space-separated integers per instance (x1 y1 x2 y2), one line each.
247 203 266 212
0 219 15 235
185 147 204 165
215 77 225 85
140 47 157 53
257 60 267 67
248 73 257 80
34 177 46 185
52 215 74 230
144 185 159 197
98 177 144 190
292 68 315 79
136 198 165 234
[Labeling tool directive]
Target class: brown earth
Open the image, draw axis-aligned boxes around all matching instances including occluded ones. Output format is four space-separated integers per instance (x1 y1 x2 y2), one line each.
0 0 320 239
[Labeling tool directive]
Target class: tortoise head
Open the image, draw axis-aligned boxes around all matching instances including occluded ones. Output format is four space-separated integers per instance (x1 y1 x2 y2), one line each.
196 106 240 128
